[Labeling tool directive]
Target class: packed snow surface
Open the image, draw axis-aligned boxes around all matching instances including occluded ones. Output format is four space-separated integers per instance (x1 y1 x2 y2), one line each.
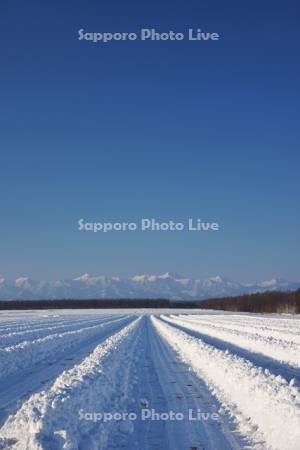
0 309 299 449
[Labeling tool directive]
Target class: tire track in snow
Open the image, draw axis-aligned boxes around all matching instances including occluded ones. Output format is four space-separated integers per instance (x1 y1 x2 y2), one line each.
152 316 300 450
141 317 245 450
0 316 248 450
1 312 299 450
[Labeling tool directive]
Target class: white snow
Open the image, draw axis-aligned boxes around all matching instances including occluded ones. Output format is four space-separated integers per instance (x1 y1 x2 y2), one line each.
161 314 300 368
0 309 299 450
152 315 300 450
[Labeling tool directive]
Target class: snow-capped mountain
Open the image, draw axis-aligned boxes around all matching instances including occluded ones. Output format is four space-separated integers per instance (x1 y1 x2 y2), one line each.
0 273 299 301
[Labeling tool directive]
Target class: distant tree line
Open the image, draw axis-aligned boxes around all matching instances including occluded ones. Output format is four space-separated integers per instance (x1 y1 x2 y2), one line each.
0 290 299 313
0 298 171 310
195 289 300 314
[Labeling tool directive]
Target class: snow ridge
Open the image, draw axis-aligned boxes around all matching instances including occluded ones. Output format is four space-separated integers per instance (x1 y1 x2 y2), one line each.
0 318 142 450
152 316 300 450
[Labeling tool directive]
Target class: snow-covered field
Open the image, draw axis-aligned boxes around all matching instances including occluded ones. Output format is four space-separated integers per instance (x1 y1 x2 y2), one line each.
0 310 299 449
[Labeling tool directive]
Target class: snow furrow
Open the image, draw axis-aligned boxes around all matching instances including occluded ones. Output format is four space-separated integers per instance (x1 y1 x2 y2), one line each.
0 314 115 335
152 316 300 450
0 315 119 348
0 318 141 450
178 314 300 344
0 315 132 380
163 315 300 369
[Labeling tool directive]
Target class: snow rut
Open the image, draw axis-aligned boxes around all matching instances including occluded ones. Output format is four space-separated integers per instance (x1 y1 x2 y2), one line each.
152 316 300 450
1 312 299 450
0 316 85 334
177 314 300 345
0 316 116 348
0 315 131 380
163 314 300 369
0 317 142 450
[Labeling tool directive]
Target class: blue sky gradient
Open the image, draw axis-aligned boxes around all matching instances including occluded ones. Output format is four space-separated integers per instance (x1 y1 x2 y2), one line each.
0 0 299 281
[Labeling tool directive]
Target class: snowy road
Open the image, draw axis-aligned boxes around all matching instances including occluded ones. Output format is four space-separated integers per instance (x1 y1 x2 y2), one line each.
0 310 299 450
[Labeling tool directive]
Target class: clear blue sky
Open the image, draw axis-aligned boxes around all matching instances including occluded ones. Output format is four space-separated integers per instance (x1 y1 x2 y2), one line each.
0 0 299 282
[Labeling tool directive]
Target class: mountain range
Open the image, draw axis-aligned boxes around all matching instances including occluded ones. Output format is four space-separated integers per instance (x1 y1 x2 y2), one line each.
0 273 299 301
